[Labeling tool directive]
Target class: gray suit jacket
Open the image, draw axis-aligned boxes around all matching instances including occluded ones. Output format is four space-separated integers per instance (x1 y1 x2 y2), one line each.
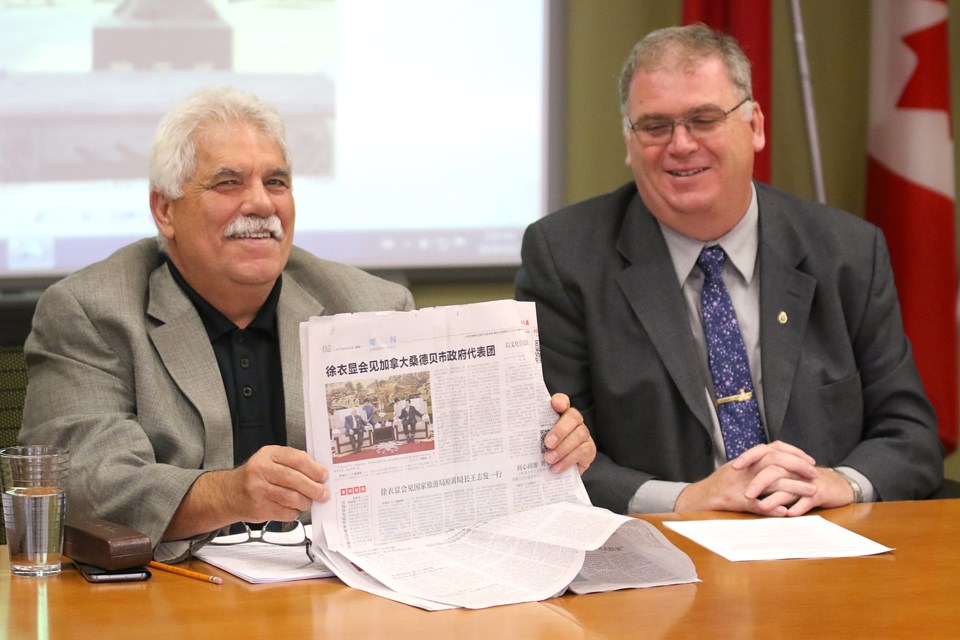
517 182 944 513
21 239 414 549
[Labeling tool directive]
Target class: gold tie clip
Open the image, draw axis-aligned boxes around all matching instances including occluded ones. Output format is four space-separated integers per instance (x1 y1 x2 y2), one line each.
716 389 753 406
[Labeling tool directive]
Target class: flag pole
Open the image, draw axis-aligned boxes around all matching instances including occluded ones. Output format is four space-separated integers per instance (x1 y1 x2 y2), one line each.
789 0 826 203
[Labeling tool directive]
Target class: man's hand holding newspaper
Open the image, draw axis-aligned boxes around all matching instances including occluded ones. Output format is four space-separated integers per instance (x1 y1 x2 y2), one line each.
300 300 697 610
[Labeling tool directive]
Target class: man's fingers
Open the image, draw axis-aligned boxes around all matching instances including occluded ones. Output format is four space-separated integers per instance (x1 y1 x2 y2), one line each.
785 496 817 517
267 446 329 484
242 446 330 509
767 440 817 465
744 463 819 499
550 392 571 414
732 440 817 471
544 394 578 450
548 436 596 475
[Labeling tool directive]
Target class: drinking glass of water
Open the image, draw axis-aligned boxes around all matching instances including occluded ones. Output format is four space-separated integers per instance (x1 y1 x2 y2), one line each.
0 446 69 577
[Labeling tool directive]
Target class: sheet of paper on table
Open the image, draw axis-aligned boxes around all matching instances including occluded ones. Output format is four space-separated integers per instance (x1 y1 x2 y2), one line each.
663 515 893 562
193 525 334 583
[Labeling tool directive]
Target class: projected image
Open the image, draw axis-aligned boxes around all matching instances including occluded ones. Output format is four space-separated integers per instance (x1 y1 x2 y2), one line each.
0 0 552 277
0 0 334 274
82 0 334 179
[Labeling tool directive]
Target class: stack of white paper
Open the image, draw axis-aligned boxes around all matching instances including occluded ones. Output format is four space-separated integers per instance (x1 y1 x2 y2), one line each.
193 525 334 583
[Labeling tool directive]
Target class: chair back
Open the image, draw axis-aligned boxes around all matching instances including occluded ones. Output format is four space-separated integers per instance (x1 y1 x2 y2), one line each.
0 296 39 544
0 345 27 448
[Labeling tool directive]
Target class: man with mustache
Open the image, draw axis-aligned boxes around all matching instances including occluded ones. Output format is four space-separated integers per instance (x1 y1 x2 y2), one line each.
20 87 596 561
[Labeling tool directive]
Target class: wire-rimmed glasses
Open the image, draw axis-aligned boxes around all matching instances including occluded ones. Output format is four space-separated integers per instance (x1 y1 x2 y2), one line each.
627 96 752 146
209 521 314 561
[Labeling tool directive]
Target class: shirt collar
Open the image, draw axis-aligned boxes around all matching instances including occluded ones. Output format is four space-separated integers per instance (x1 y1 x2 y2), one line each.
658 182 759 287
166 259 282 340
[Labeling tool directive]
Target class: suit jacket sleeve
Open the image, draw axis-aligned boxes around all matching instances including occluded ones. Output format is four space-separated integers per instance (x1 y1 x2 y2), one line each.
790 226 944 501
21 281 206 552
517 219 654 511
753 184 943 503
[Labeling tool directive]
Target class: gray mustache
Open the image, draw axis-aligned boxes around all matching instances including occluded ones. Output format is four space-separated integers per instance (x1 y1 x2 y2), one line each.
223 215 283 240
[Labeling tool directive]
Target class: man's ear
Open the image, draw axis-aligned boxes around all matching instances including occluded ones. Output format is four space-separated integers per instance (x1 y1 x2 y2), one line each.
749 101 766 154
150 191 175 240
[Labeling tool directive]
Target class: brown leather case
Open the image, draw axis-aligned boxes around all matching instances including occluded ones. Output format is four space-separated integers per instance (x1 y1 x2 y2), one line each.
64 519 153 570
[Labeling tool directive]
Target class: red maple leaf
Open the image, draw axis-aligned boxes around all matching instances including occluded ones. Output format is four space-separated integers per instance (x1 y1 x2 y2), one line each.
897 19 952 119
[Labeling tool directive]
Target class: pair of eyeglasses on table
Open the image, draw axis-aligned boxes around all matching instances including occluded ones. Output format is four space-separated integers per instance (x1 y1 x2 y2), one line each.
209 520 315 562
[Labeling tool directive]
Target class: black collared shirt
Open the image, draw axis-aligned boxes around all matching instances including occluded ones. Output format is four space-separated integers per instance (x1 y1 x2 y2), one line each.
166 260 286 465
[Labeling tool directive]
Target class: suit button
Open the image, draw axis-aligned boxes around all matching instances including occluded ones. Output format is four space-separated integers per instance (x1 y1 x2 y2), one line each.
242 386 253 398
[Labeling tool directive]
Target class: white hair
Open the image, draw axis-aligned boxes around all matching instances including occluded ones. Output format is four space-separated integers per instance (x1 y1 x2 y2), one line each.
149 86 290 199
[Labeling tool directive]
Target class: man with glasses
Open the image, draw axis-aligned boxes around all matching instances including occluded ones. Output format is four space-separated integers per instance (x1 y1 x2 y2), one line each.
516 24 943 517
21 87 597 562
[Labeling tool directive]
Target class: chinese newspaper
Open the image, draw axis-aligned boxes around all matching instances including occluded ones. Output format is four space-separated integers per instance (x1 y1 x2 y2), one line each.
301 300 697 609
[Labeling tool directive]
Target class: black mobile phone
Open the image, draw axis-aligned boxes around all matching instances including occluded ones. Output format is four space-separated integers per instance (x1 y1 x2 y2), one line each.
74 561 152 583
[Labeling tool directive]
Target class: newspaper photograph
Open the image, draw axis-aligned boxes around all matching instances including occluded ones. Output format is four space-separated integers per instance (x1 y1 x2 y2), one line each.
300 300 698 609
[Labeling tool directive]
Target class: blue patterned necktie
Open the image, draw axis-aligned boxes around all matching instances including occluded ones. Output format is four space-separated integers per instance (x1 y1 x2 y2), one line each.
697 246 766 459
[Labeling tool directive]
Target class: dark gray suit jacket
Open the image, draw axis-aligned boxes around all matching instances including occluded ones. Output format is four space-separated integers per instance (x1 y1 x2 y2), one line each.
20 239 414 552
517 181 944 513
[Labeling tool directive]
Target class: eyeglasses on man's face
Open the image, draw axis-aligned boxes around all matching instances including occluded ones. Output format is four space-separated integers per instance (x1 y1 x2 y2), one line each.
627 97 752 146
210 520 314 561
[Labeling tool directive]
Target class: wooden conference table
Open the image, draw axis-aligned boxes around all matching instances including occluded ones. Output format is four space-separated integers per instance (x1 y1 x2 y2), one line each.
2 499 959 639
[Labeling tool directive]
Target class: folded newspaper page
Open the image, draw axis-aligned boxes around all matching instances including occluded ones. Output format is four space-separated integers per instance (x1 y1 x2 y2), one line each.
300 300 697 609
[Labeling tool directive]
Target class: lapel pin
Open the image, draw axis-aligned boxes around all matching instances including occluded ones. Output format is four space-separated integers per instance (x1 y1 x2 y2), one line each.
778 311 788 325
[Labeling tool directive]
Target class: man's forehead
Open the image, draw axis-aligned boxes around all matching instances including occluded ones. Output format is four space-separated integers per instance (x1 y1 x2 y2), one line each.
191 137 290 182
635 53 729 85
193 119 286 156
629 56 735 109
641 43 721 71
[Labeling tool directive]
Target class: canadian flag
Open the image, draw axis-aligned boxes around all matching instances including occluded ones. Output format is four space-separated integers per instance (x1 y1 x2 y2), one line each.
682 0 771 183
866 0 957 452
